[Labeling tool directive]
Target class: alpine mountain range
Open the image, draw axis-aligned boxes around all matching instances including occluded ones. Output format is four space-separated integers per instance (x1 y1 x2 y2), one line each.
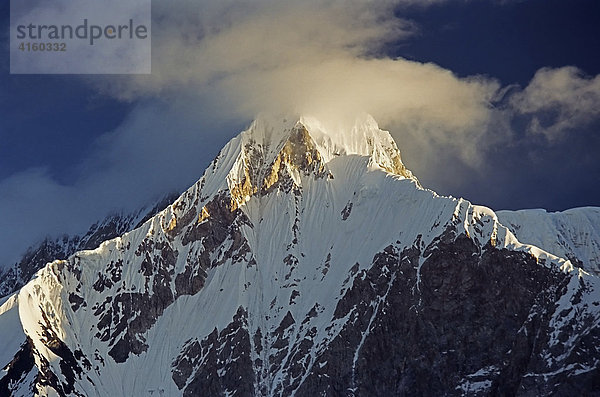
1 114 599 396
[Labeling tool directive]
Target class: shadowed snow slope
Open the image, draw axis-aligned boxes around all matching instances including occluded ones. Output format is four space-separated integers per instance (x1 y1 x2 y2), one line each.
498 207 600 276
0 115 599 396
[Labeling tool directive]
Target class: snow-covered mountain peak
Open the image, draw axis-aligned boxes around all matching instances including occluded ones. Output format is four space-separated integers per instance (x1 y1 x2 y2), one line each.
240 114 415 176
2 113 600 396
298 114 417 180
223 114 418 209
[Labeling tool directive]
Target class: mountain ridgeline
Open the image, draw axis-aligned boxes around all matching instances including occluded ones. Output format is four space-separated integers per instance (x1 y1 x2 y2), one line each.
0 115 599 396
0 194 178 298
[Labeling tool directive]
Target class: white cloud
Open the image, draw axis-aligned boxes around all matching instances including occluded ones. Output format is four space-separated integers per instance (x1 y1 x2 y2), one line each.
510 66 600 140
94 0 502 167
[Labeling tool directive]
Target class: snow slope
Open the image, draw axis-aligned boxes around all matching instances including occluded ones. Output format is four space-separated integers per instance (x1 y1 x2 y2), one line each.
498 207 600 275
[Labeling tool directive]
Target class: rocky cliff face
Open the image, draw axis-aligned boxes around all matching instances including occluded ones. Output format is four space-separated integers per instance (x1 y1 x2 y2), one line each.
0 115 599 396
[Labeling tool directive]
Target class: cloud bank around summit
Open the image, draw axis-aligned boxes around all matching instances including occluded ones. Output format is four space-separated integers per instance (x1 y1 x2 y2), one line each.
101 0 600 170
104 0 500 157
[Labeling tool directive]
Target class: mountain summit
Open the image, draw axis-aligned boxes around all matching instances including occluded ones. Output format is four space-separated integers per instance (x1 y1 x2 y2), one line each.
1 115 599 396
216 114 417 211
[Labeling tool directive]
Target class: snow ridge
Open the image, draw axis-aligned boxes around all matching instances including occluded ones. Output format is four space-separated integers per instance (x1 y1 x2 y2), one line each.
498 207 600 275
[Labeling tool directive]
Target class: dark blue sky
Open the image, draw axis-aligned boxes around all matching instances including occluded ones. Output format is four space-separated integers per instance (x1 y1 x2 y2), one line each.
395 0 600 85
1 0 600 264
0 4 133 182
389 0 600 211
